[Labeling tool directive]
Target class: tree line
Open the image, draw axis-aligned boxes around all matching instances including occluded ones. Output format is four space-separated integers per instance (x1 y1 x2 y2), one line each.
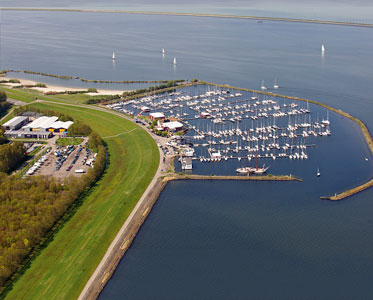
0 142 26 173
0 91 11 117
0 92 27 173
0 110 107 291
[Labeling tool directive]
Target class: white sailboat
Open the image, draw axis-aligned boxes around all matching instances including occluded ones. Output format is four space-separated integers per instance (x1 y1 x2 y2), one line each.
162 48 165 55
317 168 321 177
261 80 267 90
112 52 116 60
321 44 325 55
173 57 177 65
273 79 279 89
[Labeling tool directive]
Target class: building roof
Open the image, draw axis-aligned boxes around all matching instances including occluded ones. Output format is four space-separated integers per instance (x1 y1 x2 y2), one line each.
149 112 165 118
5 129 52 136
50 120 74 129
163 121 183 130
22 111 43 118
2 116 28 127
25 116 59 129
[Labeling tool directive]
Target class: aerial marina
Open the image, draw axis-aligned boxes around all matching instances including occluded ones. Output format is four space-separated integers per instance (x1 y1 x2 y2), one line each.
106 84 332 173
1 5 373 300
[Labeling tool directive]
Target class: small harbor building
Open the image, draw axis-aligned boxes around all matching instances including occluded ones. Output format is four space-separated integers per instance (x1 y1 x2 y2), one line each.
140 106 151 113
181 156 193 170
149 112 165 121
163 121 183 132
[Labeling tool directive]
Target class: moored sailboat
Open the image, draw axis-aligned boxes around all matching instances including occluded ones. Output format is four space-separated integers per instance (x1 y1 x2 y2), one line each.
273 79 279 89
261 80 267 90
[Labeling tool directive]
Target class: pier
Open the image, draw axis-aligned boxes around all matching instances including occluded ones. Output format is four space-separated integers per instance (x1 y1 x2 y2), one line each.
163 173 302 182
321 179 373 201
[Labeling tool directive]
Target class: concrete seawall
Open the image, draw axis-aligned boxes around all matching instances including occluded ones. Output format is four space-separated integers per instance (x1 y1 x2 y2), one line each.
321 179 373 201
79 178 168 300
163 174 302 182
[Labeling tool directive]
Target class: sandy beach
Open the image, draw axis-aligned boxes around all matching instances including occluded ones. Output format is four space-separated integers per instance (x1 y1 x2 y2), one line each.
2 77 127 96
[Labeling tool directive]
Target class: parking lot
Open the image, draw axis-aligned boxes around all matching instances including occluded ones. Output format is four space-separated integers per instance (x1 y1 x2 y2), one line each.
30 137 96 179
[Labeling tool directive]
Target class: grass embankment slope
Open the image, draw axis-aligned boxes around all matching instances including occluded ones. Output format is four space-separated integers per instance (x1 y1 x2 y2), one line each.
0 85 109 105
4 102 159 300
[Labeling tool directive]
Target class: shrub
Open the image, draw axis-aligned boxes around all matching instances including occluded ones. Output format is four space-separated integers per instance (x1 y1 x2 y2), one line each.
35 83 47 88
0 91 7 102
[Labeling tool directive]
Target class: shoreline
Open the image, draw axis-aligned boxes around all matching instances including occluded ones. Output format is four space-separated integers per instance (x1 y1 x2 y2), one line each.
1 8 373 28
2 77 371 201
2 81 371 298
1 76 127 96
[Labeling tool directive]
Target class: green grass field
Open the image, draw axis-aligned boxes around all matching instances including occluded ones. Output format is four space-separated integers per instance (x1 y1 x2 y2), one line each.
4 102 159 300
0 85 109 105
0 86 40 103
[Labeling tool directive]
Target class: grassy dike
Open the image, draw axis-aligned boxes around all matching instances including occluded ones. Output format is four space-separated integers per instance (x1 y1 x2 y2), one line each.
3 102 159 300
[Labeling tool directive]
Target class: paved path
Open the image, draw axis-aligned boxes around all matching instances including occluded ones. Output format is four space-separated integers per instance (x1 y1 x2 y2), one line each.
1 98 35 122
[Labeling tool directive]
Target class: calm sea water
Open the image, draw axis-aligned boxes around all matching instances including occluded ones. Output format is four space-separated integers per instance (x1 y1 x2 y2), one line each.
100 181 373 300
1 11 373 129
1 10 373 299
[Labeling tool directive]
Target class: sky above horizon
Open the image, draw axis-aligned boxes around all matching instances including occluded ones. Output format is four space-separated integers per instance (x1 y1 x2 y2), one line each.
1 0 372 22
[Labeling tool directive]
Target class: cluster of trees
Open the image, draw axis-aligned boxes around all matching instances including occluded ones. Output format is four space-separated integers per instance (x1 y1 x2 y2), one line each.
121 80 180 99
0 128 7 145
44 90 95 95
0 123 106 288
0 91 11 116
68 121 92 137
0 176 66 285
79 78 184 84
0 142 26 173
84 94 121 104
